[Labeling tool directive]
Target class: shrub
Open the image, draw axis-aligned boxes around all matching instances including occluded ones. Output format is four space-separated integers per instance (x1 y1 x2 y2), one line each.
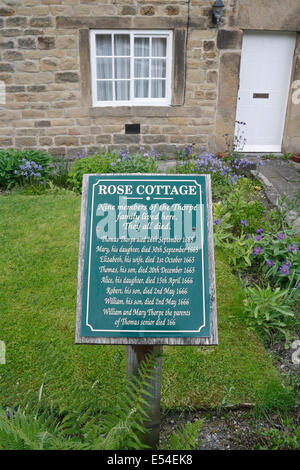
175 146 263 200
0 149 53 190
68 149 158 193
250 228 300 291
242 285 295 341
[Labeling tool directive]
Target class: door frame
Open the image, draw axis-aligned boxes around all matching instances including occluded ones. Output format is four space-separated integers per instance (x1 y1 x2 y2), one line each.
215 29 298 154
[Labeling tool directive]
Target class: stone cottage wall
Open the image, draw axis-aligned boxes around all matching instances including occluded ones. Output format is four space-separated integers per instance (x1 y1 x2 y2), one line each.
0 0 233 157
0 0 299 157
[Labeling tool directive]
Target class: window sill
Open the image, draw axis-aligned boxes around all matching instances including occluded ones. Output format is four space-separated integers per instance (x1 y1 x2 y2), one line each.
90 106 176 117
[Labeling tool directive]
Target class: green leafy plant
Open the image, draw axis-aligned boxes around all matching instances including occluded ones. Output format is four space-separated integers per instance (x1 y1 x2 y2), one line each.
254 418 300 450
0 149 53 190
242 285 295 341
160 419 203 451
68 149 158 193
0 352 158 450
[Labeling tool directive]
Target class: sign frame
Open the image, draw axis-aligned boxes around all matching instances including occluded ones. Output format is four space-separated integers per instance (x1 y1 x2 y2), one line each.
75 173 217 346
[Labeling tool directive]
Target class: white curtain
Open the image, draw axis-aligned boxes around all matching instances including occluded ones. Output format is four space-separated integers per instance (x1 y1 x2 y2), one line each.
96 34 167 101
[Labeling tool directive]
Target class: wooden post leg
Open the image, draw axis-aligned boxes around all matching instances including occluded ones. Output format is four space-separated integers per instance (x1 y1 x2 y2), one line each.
126 344 163 449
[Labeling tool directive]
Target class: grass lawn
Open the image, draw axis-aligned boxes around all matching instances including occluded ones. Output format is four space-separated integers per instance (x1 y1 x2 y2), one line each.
0 190 293 415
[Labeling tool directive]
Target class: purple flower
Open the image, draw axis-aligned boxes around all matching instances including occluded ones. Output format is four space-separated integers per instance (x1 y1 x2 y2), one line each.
252 246 263 256
214 218 221 226
276 232 286 240
284 260 292 268
5 408 10 419
253 234 263 241
240 219 248 227
245 233 250 240
111 162 116 167
279 264 290 275
288 243 298 253
266 259 275 267
256 228 264 234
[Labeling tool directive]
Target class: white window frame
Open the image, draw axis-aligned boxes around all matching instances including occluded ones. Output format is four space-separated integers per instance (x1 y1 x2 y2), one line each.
90 29 173 107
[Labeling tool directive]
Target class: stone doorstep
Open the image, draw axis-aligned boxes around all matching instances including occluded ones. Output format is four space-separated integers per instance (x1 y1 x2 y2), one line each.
251 169 300 233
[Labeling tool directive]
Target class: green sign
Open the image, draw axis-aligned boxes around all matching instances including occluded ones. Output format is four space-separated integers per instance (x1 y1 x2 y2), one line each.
76 174 217 345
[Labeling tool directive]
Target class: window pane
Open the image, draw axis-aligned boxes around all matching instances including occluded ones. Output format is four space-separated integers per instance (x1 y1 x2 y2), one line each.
152 38 166 57
134 59 149 78
115 80 130 101
151 59 166 78
96 58 112 79
114 34 130 56
96 34 112 56
114 58 130 79
97 80 113 101
151 80 166 98
134 37 149 57
134 79 149 98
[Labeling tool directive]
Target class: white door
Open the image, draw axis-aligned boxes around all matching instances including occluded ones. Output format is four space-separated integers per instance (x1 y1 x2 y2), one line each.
235 32 296 153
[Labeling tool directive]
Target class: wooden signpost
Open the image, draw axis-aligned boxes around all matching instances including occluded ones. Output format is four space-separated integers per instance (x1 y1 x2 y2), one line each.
76 174 218 448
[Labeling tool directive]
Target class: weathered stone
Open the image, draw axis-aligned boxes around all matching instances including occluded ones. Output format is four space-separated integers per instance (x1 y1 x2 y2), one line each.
39 136 53 146
0 137 13 146
55 135 79 146
15 137 37 147
203 40 215 51
17 61 39 72
6 16 27 27
3 50 23 61
47 147 66 156
55 72 79 83
41 58 58 71
113 134 140 144
30 17 52 27
22 109 45 119
37 36 55 49
24 28 43 35
35 120 51 127
18 37 36 49
143 135 168 144
0 39 14 49
140 6 155 16
207 70 218 83
1 28 22 37
42 0 62 4
121 6 136 16
0 63 14 73
6 85 25 93
217 29 243 50
215 52 241 151
27 85 46 92
237 0 300 31
165 6 179 16
0 7 16 17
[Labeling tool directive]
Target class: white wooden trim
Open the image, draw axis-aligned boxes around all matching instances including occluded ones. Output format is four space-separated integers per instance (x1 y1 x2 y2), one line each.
90 29 173 107
243 145 282 153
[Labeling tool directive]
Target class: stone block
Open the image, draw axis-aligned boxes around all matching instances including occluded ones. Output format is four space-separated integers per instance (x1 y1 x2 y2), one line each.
55 135 79 146
30 17 53 28
140 6 155 16
166 6 179 16
34 120 51 127
0 8 16 17
0 137 13 146
0 63 14 73
6 16 27 27
18 37 36 49
121 6 136 16
15 136 37 147
55 72 79 83
3 50 23 61
37 36 55 49
217 29 243 50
